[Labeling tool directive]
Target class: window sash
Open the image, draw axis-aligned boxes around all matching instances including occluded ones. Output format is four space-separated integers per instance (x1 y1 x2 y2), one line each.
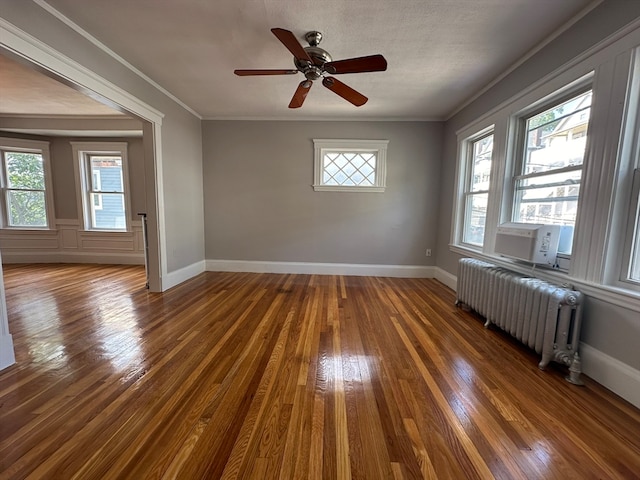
72 142 130 232
621 168 640 285
461 132 493 247
84 156 126 230
511 90 591 247
321 150 378 187
313 139 388 192
0 147 51 228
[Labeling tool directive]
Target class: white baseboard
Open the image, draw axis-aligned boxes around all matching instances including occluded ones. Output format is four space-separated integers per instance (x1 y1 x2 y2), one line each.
1 251 144 265
580 342 640 409
0 334 16 371
206 259 435 278
163 260 206 291
434 267 457 291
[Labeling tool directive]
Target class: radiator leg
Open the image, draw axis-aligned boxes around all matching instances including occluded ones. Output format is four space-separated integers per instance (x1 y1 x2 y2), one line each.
565 352 584 386
484 318 491 328
538 354 552 370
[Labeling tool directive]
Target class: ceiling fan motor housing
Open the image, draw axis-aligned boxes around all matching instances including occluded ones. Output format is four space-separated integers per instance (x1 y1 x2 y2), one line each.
294 32 333 81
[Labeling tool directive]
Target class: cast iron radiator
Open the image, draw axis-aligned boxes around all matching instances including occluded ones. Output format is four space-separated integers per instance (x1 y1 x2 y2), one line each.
455 258 584 384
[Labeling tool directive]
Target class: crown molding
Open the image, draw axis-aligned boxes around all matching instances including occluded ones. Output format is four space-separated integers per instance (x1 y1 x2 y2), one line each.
32 0 202 120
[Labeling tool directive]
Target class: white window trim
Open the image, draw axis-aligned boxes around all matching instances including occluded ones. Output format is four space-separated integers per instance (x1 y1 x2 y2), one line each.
0 137 55 230
313 139 388 192
604 46 640 291
71 141 131 232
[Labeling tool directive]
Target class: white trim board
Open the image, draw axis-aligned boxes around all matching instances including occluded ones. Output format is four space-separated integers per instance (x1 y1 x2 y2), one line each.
434 267 457 291
162 260 206 291
0 252 144 265
206 259 435 278
0 334 16 371
580 343 640 409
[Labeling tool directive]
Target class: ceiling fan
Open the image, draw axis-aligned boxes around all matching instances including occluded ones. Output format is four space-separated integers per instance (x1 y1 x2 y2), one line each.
234 28 387 108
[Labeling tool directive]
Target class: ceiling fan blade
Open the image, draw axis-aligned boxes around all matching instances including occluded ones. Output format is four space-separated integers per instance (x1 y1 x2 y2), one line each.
234 69 298 76
324 54 387 75
322 77 368 106
289 80 313 108
271 28 313 64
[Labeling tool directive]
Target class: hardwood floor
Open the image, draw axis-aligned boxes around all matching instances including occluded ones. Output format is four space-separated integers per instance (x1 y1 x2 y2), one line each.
1 264 639 479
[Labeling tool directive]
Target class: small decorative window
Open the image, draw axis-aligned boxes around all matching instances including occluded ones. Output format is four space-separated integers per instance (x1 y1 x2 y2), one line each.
313 139 388 192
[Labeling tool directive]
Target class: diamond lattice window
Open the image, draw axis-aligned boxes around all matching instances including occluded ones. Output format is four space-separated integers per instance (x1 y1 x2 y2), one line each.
313 139 388 192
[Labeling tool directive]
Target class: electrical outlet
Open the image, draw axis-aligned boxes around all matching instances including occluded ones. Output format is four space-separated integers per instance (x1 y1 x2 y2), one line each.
426 249 432 257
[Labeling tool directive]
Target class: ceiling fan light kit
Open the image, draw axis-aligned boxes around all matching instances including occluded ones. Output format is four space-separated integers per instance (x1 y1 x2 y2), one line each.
234 28 387 108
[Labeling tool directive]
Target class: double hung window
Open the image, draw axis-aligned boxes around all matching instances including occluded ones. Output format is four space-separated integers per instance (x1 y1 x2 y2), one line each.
72 142 130 231
0 138 53 229
461 132 494 247
512 89 592 254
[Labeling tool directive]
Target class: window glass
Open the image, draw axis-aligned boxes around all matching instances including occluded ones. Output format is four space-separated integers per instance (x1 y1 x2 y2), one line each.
514 90 592 253
313 139 388 192
1 150 49 227
462 133 493 246
87 155 125 230
322 152 377 186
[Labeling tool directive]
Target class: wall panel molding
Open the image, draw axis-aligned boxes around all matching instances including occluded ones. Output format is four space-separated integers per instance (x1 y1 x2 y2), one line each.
0 219 144 264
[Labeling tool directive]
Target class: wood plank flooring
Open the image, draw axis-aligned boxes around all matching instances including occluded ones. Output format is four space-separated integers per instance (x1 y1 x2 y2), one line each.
1 264 639 479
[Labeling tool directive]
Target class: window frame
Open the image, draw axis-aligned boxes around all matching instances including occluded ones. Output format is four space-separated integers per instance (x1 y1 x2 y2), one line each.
71 142 131 232
0 137 55 230
620 168 640 286
458 128 495 249
312 139 388 192
606 47 640 291
509 84 593 253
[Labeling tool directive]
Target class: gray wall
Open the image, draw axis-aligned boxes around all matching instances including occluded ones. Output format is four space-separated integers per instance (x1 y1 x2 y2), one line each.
203 121 442 265
0 0 205 275
435 1 640 370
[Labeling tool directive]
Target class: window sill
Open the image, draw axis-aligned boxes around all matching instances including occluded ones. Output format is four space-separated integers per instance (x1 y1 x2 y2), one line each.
312 185 385 193
0 227 57 234
449 243 640 313
79 229 131 235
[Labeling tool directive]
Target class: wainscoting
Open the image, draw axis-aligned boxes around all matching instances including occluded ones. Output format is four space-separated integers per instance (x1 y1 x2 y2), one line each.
0 219 144 264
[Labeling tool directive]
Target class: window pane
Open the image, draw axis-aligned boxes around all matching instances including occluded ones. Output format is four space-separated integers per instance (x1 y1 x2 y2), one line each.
627 180 640 283
91 193 125 229
470 135 493 192
523 91 591 175
515 194 579 225
630 223 640 282
463 193 488 245
5 152 45 189
90 156 123 192
515 171 581 226
7 190 46 227
322 152 377 187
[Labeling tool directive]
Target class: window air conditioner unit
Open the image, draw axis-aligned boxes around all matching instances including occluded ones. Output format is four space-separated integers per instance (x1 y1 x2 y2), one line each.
494 223 561 266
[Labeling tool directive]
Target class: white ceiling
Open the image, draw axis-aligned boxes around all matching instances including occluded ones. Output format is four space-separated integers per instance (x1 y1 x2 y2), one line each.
3 0 597 120
0 54 123 116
